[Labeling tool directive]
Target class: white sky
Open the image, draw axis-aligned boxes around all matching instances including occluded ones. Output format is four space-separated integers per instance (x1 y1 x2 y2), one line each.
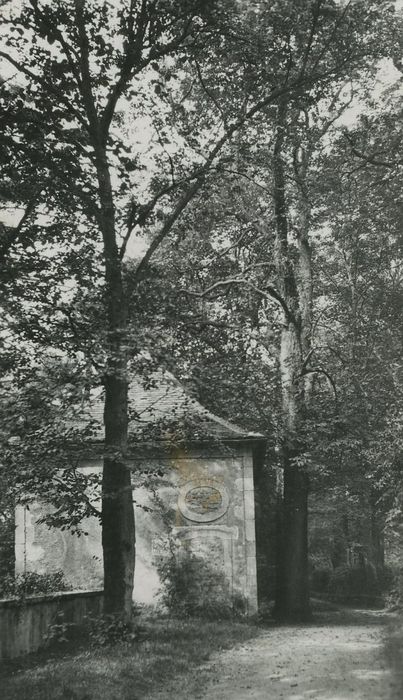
0 3 402 260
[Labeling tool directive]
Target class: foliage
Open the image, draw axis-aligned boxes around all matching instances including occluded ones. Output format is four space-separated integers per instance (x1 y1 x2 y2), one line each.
46 608 142 648
157 551 247 619
84 611 141 647
0 361 102 533
0 0 402 618
0 570 71 599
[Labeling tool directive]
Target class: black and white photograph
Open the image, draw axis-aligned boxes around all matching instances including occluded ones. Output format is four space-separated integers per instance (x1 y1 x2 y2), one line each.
0 1 402 697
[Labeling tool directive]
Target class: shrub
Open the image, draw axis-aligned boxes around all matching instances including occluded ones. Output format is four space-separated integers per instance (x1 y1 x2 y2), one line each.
46 608 142 649
0 570 71 599
85 610 141 647
157 552 246 619
327 563 380 605
380 565 402 610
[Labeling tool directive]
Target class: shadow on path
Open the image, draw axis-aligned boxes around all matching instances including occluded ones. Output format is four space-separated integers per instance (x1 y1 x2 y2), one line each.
186 607 398 700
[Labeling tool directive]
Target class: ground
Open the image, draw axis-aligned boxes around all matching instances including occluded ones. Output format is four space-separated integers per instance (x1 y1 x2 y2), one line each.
0 607 401 699
156 609 397 700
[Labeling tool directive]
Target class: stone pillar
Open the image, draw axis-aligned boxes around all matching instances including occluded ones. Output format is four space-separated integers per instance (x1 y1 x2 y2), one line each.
243 450 258 614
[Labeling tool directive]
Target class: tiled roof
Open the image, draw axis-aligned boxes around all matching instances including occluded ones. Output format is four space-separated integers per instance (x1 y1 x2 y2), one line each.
71 369 264 444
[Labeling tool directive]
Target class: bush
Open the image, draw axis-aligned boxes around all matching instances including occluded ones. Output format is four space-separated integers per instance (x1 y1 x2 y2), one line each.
157 552 246 619
85 610 141 647
327 563 380 605
46 608 143 649
0 570 71 599
380 565 402 610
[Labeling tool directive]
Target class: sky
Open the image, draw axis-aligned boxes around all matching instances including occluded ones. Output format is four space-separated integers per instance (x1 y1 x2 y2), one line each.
0 1 402 260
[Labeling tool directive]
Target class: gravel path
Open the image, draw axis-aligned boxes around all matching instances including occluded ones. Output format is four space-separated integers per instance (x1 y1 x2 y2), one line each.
189 609 397 700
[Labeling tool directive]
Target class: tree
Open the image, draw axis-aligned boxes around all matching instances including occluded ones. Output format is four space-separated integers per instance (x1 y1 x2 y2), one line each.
2 0 399 622
1 0 350 619
1 0 225 619
163 1 401 620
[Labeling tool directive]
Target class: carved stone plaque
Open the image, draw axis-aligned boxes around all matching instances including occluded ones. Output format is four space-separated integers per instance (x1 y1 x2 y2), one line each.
178 480 229 523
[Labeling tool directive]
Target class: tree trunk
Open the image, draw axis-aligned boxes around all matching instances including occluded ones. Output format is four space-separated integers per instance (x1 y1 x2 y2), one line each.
274 322 311 620
95 146 136 621
370 492 385 572
272 100 311 621
74 2 136 620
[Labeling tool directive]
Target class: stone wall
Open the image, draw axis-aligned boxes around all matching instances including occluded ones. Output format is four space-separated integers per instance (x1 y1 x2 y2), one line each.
16 443 258 614
0 590 103 661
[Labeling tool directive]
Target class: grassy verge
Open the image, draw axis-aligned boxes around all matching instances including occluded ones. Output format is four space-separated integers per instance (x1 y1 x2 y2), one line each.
0 614 260 700
384 613 403 699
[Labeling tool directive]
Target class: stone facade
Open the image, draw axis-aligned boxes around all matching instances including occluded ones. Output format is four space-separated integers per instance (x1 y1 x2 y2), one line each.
15 371 265 615
16 445 262 614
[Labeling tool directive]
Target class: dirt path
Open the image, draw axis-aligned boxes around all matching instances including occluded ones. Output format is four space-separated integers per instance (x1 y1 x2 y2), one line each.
173 609 398 700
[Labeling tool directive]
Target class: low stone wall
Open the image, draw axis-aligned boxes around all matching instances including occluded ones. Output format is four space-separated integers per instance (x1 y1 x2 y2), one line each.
0 589 103 661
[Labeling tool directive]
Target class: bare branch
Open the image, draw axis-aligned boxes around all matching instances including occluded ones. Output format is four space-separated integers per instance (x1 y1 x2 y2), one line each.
183 276 294 323
302 365 338 406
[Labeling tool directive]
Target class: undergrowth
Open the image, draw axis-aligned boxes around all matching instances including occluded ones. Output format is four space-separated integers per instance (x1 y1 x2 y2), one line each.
0 611 259 700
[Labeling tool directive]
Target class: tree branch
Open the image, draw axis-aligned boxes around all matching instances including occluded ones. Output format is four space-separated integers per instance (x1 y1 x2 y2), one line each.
100 0 147 142
299 0 322 80
126 66 342 288
0 196 38 261
344 132 403 168
301 365 338 405
182 276 294 323
0 50 88 129
194 58 229 131
74 0 101 139
29 0 83 87
128 177 203 286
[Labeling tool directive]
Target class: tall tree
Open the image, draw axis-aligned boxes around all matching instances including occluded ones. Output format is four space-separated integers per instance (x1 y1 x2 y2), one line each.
2 0 399 621
1 0 349 619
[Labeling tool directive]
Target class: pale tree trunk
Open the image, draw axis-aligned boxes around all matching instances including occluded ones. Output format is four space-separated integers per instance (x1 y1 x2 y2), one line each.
369 490 385 572
272 100 311 621
276 324 310 620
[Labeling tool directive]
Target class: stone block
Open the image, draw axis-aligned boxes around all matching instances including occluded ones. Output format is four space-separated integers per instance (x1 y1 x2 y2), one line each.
247 555 257 579
244 490 255 517
245 519 256 542
243 477 254 492
233 505 244 521
234 478 244 491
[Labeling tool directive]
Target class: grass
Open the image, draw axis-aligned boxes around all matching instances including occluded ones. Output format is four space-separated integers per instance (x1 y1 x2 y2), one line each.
0 613 260 700
384 612 403 700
